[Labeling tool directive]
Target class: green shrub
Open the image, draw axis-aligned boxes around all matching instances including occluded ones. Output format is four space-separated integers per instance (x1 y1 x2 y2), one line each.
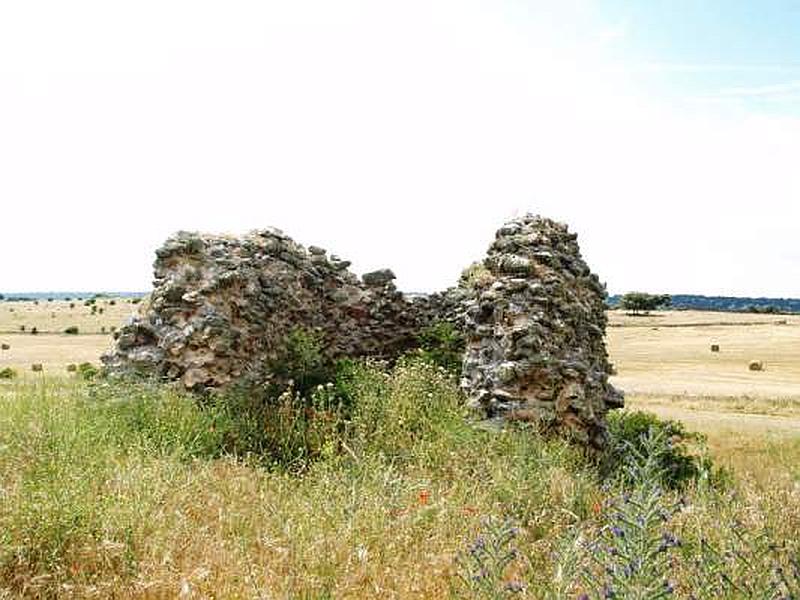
77 362 99 380
267 328 332 397
64 326 79 335
603 410 717 489
413 321 465 375
0 367 17 379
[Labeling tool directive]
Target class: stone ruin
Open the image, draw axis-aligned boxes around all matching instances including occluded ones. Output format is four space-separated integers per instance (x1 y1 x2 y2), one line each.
460 216 623 449
103 215 622 449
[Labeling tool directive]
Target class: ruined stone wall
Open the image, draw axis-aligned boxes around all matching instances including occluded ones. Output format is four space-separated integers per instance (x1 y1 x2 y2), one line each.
104 215 621 448
102 228 433 389
460 215 623 449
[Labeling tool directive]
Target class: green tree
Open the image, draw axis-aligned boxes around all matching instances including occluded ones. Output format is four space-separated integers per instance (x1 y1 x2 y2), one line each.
619 292 671 316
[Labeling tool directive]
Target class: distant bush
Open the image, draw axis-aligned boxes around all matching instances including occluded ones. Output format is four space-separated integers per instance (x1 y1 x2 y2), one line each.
109 299 116 306
0 367 16 379
64 326 79 335
31 364 43 372
619 292 672 315
30 327 37 335
1 343 9 350
131 298 141 304
66 364 78 373
69 303 75 309
77 362 99 380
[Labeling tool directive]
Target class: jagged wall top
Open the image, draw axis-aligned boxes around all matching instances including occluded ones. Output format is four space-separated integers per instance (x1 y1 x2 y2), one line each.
103 228 432 389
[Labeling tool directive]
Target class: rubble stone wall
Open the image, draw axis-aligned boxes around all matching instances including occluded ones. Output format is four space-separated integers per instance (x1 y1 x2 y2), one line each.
103 215 622 447
460 215 623 449
102 228 437 389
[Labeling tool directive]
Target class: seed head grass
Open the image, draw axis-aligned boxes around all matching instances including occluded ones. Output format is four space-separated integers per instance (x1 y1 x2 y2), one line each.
0 359 798 598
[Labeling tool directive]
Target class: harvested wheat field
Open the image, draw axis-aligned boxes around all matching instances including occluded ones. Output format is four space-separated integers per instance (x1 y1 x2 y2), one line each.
607 309 800 399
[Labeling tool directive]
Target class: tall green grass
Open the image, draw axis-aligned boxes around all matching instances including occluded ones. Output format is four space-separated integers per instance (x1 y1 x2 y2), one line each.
0 358 798 598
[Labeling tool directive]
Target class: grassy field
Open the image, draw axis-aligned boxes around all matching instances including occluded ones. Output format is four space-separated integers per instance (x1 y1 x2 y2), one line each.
0 305 799 598
0 298 138 335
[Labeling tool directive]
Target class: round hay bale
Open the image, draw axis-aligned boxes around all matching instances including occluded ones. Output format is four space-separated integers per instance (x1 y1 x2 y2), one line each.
748 360 764 372
31 363 43 372
710 344 720 352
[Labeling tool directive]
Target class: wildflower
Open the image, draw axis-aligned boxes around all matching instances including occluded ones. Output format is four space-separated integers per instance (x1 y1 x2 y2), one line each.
418 489 430 506
610 526 624 538
470 536 487 556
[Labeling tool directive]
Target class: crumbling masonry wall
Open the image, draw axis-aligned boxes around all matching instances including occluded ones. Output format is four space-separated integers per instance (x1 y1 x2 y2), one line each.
102 228 433 389
103 215 622 447
460 215 623 449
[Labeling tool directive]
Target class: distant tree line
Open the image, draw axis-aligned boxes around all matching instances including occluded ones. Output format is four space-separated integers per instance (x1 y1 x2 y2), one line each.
608 293 800 315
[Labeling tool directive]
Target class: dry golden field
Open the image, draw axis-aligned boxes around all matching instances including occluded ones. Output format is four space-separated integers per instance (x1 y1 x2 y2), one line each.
0 298 139 377
607 309 800 400
0 298 138 335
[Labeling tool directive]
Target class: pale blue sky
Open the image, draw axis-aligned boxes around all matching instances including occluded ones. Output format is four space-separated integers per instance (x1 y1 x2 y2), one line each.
1 1 798 296
596 0 800 113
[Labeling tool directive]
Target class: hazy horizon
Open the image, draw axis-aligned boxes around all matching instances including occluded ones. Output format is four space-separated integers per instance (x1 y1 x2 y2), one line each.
2 1 799 297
